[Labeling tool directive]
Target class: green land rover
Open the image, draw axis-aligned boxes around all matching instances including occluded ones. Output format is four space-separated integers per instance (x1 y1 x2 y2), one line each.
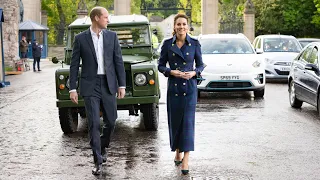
52 14 160 133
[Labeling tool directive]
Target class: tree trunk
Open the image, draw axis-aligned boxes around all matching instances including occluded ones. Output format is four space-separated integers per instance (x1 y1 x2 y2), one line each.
55 0 66 45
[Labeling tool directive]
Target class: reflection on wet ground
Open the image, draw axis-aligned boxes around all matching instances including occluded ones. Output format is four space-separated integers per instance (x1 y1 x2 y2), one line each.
1 65 320 179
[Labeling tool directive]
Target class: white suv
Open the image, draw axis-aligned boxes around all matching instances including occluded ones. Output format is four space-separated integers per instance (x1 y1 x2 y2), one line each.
253 35 302 79
197 33 265 97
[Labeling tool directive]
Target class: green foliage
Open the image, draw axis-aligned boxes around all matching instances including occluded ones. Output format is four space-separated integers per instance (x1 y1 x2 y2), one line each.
253 0 319 37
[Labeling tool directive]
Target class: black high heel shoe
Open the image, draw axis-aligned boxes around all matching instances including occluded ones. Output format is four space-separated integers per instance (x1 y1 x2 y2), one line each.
174 160 182 166
181 169 189 175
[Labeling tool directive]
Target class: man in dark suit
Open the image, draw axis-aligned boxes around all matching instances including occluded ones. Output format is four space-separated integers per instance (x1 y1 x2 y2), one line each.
69 6 126 175
32 40 42 72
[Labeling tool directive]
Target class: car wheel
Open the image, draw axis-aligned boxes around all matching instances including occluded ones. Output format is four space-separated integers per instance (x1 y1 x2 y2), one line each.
140 103 159 131
289 81 303 108
254 88 265 98
197 90 201 98
59 107 78 134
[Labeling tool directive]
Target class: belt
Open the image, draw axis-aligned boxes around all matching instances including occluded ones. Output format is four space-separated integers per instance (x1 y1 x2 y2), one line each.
96 74 106 78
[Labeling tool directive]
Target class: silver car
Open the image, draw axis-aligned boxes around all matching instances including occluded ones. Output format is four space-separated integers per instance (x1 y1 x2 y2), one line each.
253 35 302 79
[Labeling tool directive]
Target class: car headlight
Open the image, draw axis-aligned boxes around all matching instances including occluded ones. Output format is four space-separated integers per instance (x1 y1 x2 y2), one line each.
252 60 261 68
59 75 65 80
134 73 147 86
265 58 273 64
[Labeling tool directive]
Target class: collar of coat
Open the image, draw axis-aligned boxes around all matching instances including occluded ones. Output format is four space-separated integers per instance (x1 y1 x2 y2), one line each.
172 34 192 44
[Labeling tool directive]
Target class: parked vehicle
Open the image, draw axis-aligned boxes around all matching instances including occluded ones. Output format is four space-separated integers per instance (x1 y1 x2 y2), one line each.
288 42 320 113
298 38 320 48
52 15 160 133
197 33 265 97
253 35 302 79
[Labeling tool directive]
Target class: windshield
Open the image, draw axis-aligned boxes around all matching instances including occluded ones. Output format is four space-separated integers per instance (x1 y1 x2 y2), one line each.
263 38 301 52
199 38 255 54
67 25 151 48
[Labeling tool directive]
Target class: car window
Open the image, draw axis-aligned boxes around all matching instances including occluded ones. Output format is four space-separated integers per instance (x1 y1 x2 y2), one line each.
299 46 313 62
263 37 301 52
257 38 261 49
253 38 258 47
199 38 254 54
307 47 318 65
299 41 311 48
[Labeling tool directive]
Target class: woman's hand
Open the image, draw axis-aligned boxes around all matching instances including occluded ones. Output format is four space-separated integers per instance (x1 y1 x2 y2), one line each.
170 70 184 78
181 71 196 80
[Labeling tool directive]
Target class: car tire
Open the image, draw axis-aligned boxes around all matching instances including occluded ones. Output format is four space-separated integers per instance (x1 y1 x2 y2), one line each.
198 90 201 98
59 107 78 134
140 103 159 131
254 88 265 98
289 81 303 108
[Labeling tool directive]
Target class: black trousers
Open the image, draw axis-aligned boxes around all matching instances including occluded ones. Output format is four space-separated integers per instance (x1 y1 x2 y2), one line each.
33 57 40 70
83 75 117 164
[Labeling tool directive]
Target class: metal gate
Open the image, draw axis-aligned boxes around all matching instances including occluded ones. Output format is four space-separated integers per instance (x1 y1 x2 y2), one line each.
219 20 244 34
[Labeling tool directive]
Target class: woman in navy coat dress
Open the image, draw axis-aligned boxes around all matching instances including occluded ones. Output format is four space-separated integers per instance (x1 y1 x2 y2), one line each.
158 14 204 175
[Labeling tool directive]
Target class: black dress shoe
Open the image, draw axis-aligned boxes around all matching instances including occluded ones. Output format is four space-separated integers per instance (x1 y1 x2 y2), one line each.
102 149 107 163
92 163 102 175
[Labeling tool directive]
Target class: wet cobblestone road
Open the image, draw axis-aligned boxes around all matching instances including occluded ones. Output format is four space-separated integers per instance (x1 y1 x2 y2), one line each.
1 61 320 179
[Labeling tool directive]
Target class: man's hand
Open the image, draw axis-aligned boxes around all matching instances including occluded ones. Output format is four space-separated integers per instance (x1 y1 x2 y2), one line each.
117 88 125 99
70 91 78 104
181 71 196 80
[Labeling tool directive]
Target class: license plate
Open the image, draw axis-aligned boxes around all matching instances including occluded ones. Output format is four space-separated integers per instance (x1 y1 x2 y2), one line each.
280 67 290 71
220 75 239 80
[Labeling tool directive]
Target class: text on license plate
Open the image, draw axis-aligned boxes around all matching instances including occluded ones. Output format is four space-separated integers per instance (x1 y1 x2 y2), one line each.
220 76 239 80
280 67 290 71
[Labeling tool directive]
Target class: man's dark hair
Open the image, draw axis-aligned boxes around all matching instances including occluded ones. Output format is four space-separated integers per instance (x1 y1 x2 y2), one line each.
90 7 103 21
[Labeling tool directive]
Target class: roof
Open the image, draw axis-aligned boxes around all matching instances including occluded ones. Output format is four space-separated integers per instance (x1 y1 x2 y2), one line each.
256 34 296 39
19 20 49 30
198 33 248 39
0 8 3 22
297 38 320 42
69 14 149 27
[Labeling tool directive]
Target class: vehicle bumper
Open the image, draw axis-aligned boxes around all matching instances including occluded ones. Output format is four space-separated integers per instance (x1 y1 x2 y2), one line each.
197 72 265 92
265 63 290 79
56 96 160 108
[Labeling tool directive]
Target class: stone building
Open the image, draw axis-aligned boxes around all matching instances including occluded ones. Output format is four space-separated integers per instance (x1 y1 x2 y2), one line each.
0 0 19 66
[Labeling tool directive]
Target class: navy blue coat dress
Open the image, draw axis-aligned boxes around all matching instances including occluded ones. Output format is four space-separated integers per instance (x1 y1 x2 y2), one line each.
158 34 204 152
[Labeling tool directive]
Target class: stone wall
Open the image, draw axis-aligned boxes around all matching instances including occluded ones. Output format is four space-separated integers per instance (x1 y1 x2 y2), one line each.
21 0 41 23
0 0 19 67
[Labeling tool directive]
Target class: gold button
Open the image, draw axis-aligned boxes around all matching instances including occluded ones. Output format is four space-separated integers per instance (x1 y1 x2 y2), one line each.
173 53 175 56
186 52 189 55
183 83 186 85
175 63 177 65
172 44 174 46
183 62 186 65
183 93 186 96
175 94 178 96
175 84 177 86
189 43 191 46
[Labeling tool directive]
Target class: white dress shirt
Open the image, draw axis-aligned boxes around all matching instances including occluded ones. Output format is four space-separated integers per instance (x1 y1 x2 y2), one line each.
90 27 105 75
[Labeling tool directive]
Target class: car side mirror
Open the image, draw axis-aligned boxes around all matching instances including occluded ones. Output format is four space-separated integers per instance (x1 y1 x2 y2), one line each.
52 57 59 64
305 63 319 72
255 49 263 54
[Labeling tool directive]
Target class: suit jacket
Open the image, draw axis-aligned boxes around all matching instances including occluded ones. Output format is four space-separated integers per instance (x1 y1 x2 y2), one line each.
32 42 41 58
69 29 126 96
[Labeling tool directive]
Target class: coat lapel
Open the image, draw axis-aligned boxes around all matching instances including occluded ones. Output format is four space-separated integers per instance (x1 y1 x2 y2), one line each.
85 29 97 62
103 30 112 64
170 36 185 60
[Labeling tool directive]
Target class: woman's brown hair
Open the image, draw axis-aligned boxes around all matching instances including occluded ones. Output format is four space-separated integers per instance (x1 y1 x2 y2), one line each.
172 14 189 36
